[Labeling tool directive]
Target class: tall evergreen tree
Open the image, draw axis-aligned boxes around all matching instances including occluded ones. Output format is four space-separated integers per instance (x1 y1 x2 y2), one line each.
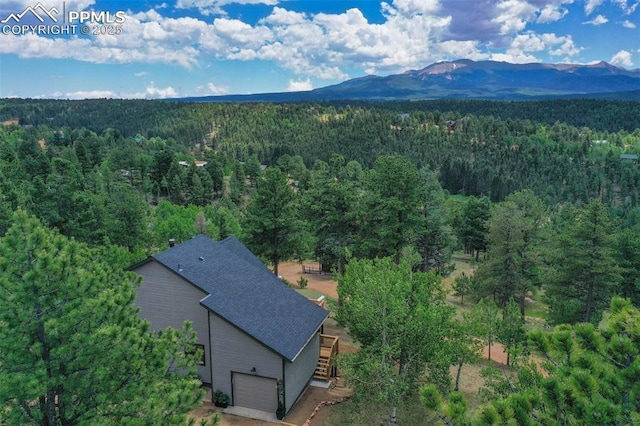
496 298 526 366
302 156 359 274
474 190 545 315
418 167 456 274
458 196 491 261
244 153 262 187
243 168 300 276
204 153 225 195
210 205 243 240
166 159 188 205
546 200 622 324
0 211 203 425
616 228 640 307
359 155 426 261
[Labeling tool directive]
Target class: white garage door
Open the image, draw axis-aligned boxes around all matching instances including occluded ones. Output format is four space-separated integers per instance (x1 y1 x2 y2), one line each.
232 373 278 412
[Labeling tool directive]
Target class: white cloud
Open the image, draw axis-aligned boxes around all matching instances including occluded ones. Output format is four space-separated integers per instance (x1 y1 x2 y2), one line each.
261 6 307 25
287 78 312 92
622 19 636 28
434 40 486 61
611 0 640 14
207 82 228 94
144 82 177 98
213 17 273 46
275 4 454 76
0 0 602 90
510 33 546 53
382 0 441 16
176 0 278 16
610 50 634 67
545 34 581 56
42 82 178 99
48 89 117 99
492 0 538 35
0 33 93 59
583 14 608 25
134 71 148 77
584 0 603 15
537 4 569 23
0 11 216 68
493 31 581 63
490 52 540 63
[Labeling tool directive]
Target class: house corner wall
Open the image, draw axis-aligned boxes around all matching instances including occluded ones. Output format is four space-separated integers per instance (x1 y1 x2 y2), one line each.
283 332 320 413
133 261 211 383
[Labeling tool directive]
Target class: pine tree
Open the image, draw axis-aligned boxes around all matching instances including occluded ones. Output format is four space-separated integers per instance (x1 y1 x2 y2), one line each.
0 211 203 425
301 157 358 274
359 155 426 261
546 200 621 324
458 196 491 261
496 298 526 366
418 167 456 274
423 297 640 425
243 168 300 276
474 190 545 315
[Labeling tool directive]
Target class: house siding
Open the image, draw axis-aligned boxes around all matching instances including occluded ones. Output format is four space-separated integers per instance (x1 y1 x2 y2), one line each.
133 261 211 382
283 332 320 412
209 311 282 401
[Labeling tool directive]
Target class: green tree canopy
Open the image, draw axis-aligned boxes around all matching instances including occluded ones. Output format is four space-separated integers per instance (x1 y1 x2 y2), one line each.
301 155 359 274
337 256 455 423
457 196 491 261
474 190 545 315
358 155 426 261
423 297 640 425
242 167 301 276
546 200 622 324
418 167 456 274
0 211 203 425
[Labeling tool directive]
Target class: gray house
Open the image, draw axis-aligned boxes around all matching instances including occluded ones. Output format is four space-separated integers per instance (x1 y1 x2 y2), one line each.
131 235 329 415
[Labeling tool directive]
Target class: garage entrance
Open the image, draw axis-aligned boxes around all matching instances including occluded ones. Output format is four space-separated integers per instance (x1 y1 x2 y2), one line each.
232 373 278 413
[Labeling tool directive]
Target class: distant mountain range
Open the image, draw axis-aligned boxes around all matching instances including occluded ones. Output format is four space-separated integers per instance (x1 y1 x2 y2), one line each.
179 59 640 102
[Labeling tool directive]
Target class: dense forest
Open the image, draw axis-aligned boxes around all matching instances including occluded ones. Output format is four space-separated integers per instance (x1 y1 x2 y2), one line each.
2 97 640 424
3 98 640 206
2 97 640 296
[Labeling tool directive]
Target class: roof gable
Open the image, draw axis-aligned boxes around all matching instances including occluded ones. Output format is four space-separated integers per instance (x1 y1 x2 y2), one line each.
148 235 328 361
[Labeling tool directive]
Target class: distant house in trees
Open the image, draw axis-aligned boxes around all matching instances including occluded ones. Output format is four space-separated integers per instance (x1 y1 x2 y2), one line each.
446 119 459 133
620 154 639 163
130 236 329 416
178 160 208 168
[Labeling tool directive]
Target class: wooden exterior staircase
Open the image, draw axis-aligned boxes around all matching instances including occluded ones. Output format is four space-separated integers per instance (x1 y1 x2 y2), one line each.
314 334 339 381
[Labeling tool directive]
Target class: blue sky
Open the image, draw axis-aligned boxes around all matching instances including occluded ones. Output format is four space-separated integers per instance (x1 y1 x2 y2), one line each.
0 0 638 99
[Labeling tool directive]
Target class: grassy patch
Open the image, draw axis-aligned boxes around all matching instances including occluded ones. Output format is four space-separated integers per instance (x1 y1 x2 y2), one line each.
526 304 549 321
524 292 549 321
442 252 477 290
295 288 325 300
325 393 436 426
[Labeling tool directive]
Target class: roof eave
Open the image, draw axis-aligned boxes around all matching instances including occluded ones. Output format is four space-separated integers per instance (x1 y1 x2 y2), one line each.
199 296 329 362
288 310 330 362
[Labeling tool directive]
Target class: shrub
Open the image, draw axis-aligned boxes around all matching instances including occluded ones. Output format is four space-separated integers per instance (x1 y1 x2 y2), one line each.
297 277 308 289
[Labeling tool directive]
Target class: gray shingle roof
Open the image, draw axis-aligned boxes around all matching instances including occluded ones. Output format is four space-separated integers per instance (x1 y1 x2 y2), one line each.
151 235 328 362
